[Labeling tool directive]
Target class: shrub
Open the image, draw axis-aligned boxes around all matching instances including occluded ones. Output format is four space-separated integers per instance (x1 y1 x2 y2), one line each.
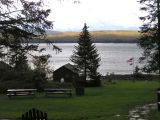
45 81 73 89
0 69 48 93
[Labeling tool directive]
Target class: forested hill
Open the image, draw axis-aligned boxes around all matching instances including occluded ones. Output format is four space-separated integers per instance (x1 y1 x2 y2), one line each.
40 30 139 43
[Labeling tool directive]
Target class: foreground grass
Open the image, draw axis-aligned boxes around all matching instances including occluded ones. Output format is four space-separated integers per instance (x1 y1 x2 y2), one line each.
149 110 160 120
0 81 159 120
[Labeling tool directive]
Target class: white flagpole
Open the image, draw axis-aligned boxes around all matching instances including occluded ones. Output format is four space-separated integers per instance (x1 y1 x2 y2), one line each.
133 57 134 75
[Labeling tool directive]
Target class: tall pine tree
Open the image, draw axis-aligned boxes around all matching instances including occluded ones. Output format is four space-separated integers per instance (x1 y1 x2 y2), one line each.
70 23 101 86
138 0 160 75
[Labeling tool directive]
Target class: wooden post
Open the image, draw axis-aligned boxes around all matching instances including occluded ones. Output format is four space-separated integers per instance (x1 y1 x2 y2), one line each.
40 111 44 119
25 112 29 120
22 114 25 120
44 112 48 120
37 109 40 120
32 108 36 119
29 110 32 119
157 88 160 111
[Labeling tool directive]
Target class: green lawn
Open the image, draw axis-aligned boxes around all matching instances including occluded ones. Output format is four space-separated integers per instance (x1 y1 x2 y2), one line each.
0 81 159 120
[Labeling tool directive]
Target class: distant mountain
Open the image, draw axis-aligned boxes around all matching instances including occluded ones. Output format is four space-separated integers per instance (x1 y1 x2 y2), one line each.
46 30 139 43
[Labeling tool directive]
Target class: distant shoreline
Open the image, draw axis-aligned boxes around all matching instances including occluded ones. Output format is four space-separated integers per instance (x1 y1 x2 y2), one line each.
28 40 138 43
28 30 139 43
102 74 159 81
45 30 139 43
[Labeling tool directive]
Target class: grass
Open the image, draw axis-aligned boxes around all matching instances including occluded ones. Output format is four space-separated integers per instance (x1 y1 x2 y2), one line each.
0 80 159 120
149 110 160 120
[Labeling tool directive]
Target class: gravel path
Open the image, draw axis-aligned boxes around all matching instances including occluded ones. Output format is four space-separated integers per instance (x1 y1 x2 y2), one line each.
128 103 157 120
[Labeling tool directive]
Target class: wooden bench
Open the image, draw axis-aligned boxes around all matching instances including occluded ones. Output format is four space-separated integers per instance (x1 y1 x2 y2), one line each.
44 89 72 97
7 89 37 98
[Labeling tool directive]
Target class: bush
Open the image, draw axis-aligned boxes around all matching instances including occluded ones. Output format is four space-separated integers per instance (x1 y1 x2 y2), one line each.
85 75 101 87
0 80 34 93
75 87 85 96
103 74 159 81
0 69 48 93
45 81 73 89
32 70 48 92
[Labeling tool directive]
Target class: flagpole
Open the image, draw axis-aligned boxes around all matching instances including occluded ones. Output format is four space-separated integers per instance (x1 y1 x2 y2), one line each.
133 57 134 75
126 57 134 75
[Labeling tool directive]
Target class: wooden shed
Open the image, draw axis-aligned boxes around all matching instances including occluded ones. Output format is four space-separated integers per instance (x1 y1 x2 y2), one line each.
53 63 79 83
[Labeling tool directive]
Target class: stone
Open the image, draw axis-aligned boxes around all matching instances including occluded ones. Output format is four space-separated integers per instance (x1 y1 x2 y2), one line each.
128 103 156 120
132 114 140 118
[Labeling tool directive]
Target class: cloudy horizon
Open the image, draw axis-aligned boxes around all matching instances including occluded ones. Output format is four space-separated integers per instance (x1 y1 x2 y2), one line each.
45 0 143 31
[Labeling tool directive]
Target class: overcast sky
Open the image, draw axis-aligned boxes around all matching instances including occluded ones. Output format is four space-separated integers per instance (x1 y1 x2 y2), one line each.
45 0 142 31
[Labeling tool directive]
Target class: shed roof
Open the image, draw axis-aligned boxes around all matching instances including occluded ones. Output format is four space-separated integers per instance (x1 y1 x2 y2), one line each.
54 63 79 74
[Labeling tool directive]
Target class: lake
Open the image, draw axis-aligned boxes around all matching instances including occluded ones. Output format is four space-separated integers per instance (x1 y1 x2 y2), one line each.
37 43 143 75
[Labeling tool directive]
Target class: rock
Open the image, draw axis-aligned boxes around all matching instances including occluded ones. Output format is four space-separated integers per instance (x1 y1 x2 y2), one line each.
132 114 140 118
115 114 120 117
128 103 157 120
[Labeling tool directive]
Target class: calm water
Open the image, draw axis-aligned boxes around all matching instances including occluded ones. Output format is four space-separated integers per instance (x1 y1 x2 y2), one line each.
37 43 143 75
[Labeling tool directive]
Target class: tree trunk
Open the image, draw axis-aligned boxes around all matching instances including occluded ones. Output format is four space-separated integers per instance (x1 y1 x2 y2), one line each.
84 60 87 82
157 0 160 86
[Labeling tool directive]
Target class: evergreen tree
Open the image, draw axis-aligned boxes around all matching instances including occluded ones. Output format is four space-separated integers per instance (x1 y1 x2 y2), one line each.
0 0 61 90
138 0 160 75
0 0 60 71
32 54 51 91
70 23 101 85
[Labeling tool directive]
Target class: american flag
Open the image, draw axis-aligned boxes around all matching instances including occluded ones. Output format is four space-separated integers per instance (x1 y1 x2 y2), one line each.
126 57 134 63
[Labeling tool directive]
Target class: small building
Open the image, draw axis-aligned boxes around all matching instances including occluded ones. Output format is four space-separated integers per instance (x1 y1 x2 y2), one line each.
53 63 79 83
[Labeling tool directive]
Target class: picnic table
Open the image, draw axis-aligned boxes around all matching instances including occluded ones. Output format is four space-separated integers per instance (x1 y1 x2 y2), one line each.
7 89 37 98
44 88 72 97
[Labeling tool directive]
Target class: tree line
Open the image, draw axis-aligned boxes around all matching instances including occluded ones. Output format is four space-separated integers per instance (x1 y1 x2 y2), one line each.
0 0 101 92
0 0 160 92
0 0 60 91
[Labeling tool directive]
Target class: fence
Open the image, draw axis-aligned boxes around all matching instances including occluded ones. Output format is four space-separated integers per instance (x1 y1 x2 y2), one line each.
22 108 48 120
